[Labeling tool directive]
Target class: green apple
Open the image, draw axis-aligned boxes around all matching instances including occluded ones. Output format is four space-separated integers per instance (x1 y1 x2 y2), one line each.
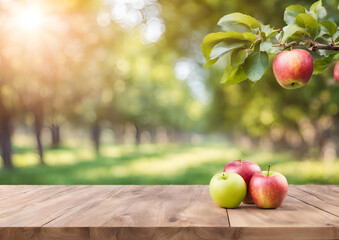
209 172 247 208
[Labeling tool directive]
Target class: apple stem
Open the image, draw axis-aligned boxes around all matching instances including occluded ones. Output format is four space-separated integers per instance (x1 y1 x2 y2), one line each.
267 165 271 176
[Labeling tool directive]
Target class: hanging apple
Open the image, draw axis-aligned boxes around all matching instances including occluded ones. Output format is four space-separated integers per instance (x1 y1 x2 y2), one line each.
273 49 313 89
334 62 339 82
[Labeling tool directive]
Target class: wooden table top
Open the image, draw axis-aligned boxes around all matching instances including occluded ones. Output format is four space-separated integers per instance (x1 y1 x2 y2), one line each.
0 185 338 240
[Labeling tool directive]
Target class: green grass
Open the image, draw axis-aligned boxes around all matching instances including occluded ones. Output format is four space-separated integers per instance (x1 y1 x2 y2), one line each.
1 142 339 185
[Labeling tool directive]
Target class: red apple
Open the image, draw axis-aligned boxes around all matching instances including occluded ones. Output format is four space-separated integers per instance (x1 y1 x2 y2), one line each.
249 166 288 209
273 49 313 89
223 160 261 204
334 62 339 82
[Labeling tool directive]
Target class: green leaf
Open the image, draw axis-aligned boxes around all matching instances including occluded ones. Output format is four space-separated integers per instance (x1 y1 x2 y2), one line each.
284 5 306 25
267 30 279 39
261 25 279 39
320 20 337 38
260 41 273 51
268 45 284 54
231 49 248 67
222 65 247 85
218 23 251 33
334 32 339 42
317 26 332 40
313 58 331 75
310 0 327 20
313 52 339 75
210 42 245 60
204 59 218 68
295 13 319 39
218 13 261 31
281 24 307 43
201 32 257 67
243 50 268 82
318 50 332 57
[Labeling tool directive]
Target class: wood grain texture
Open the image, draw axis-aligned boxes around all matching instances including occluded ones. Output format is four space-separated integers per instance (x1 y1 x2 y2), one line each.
90 227 229 240
0 227 229 240
0 185 112 227
227 185 339 239
0 227 39 240
228 227 339 240
288 185 339 217
40 228 89 240
0 185 229 239
45 185 229 228
0 228 89 240
0 185 338 240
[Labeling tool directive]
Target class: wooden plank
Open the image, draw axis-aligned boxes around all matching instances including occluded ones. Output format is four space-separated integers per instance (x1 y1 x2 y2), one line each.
0 185 47 201
0 185 83 225
90 227 228 240
45 185 229 228
227 185 339 239
0 228 40 240
40 228 89 240
0 185 230 239
288 185 339 217
228 227 338 240
227 195 339 227
0 186 113 227
296 185 339 205
0 185 338 240
0 227 230 240
0 185 66 208
0 227 89 240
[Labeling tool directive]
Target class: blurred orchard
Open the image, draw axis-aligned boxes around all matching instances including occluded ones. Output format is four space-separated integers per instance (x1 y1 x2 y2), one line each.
0 0 338 184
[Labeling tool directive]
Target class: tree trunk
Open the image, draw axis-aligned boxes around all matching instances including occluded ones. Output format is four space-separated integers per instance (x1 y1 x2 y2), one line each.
0 93 13 169
134 123 141 145
112 124 125 144
34 110 45 165
317 131 331 159
50 124 61 148
91 122 101 157
314 120 331 160
166 129 177 142
149 128 157 143
0 118 13 169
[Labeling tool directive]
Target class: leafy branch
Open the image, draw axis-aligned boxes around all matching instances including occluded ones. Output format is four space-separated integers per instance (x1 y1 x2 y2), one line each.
272 41 339 51
308 42 339 51
201 0 339 86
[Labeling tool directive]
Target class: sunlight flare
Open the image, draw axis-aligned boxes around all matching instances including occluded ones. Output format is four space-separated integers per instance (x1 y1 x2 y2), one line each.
11 5 45 33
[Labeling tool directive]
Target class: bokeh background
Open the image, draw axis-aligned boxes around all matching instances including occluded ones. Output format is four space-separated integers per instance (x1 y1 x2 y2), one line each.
0 0 338 184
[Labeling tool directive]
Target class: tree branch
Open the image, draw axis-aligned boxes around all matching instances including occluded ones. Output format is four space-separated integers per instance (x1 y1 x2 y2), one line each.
308 43 339 51
272 41 299 49
273 42 339 51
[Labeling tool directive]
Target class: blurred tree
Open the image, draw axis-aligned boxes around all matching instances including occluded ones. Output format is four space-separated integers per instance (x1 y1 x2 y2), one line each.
1 0 338 170
160 0 339 159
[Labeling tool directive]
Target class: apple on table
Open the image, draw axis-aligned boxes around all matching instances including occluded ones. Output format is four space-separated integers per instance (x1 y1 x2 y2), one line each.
249 166 288 209
209 172 246 208
223 160 261 204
